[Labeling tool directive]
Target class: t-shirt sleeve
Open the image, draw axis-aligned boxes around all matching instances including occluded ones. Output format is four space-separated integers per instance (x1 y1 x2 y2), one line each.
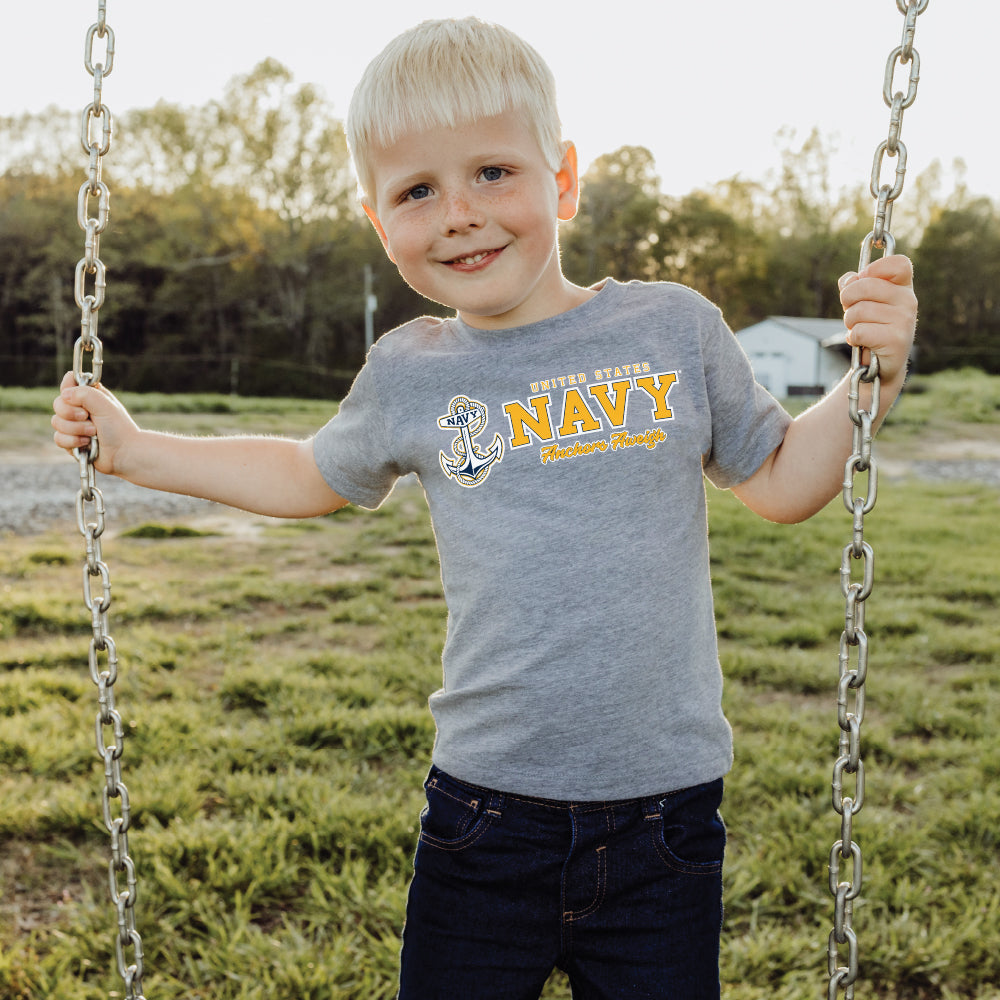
700 311 792 489
311 359 403 510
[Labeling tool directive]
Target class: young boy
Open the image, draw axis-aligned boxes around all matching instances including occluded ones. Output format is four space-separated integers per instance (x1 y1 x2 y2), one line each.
52 17 917 999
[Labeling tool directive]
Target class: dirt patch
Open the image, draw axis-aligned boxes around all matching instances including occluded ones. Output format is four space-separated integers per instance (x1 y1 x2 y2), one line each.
0 458 223 536
878 432 1000 487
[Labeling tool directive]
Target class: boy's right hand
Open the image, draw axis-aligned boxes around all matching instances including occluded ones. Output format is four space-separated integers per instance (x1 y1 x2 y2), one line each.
51 371 139 477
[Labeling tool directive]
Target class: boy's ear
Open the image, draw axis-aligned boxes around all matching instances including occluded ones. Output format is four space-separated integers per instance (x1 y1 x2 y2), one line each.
556 142 582 222
362 201 396 263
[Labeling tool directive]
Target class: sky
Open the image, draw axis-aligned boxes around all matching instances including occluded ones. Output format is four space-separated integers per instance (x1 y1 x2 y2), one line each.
4 0 996 218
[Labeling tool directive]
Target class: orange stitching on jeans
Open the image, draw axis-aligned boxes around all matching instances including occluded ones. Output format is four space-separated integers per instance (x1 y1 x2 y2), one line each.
427 779 480 811
564 845 607 922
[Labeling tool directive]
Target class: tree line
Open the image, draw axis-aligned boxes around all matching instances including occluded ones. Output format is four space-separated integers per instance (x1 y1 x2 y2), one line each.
1 61 997 397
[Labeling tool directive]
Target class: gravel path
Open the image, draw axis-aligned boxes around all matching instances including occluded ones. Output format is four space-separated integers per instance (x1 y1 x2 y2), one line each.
907 458 1000 486
3 450 999 537
1 459 221 535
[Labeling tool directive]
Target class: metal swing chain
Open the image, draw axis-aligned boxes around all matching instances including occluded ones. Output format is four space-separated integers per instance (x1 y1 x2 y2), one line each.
73 4 147 998
827 2 927 999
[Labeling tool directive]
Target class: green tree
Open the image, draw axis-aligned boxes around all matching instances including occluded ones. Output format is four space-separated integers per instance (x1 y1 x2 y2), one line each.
211 60 365 374
561 146 666 286
119 62 361 368
756 129 866 321
0 109 78 179
0 171 80 386
914 197 1000 373
658 184 766 331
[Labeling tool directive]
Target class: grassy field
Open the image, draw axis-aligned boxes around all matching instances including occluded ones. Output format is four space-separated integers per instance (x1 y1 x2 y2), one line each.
1 371 999 999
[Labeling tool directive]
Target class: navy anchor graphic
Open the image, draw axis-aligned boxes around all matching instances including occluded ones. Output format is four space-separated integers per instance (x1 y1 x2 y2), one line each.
438 396 504 487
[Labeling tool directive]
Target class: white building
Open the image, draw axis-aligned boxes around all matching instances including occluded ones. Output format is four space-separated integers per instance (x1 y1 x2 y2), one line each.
737 316 850 397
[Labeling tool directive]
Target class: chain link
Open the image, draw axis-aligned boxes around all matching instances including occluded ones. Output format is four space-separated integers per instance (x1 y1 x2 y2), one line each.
828 4 927 998
72 5 147 998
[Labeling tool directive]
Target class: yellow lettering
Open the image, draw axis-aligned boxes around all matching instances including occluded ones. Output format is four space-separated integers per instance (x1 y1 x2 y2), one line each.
588 379 632 428
634 372 678 420
504 396 554 448
557 388 602 438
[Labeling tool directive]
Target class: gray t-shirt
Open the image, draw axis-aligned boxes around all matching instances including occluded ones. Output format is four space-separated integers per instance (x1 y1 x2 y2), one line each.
313 278 791 800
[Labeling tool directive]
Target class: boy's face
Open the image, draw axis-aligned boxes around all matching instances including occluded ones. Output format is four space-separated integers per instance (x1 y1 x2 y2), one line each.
364 111 584 330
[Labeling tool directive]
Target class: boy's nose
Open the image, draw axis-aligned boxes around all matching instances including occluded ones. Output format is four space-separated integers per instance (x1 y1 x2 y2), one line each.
440 192 484 234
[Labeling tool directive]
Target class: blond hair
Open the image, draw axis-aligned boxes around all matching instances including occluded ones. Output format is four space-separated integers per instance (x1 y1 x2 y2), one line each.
347 18 564 203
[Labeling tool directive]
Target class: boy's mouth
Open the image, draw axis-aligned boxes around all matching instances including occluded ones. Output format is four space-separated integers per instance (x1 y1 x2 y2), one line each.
444 247 504 269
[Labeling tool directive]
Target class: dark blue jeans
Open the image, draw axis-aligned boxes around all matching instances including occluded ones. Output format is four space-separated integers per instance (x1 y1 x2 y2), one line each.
398 766 726 999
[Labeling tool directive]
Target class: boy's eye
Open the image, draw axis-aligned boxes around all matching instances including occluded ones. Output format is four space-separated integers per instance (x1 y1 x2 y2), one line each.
480 166 505 182
405 184 432 202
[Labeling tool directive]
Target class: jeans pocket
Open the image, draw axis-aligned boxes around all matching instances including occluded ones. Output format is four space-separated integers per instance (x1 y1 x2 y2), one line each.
650 778 726 875
418 768 500 851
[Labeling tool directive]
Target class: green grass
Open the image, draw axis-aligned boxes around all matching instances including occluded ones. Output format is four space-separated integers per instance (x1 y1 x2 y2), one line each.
0 385 338 447
891 367 1000 428
1 373 999 999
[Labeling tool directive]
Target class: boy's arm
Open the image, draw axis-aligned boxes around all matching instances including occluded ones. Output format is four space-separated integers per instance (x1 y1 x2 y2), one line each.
731 255 917 525
52 373 348 518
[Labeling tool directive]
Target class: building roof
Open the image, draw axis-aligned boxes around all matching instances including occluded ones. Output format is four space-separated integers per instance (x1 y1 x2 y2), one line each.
739 316 849 353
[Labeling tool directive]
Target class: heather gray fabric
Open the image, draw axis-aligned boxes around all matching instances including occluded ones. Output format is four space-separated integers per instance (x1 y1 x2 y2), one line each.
313 279 791 799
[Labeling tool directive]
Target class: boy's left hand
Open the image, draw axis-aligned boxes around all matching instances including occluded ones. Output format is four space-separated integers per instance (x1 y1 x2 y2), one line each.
838 254 917 385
